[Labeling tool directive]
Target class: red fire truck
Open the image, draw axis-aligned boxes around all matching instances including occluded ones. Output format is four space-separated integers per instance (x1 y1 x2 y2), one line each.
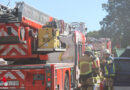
86 37 112 58
0 2 86 90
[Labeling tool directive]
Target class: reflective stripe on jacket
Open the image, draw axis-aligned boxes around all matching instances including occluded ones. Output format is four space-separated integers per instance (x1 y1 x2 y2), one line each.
80 61 92 75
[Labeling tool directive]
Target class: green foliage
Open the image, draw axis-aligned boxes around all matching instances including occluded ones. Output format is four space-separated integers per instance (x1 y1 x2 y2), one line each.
100 0 130 48
87 31 99 38
87 30 105 38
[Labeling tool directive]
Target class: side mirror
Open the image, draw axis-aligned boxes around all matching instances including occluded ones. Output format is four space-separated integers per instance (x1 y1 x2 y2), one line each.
85 28 87 31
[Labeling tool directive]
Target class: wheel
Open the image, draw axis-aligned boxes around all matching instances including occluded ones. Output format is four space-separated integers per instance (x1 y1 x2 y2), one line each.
64 74 70 90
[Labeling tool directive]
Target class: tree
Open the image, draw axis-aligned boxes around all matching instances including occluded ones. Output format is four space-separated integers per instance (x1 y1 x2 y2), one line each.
87 31 99 38
100 0 130 48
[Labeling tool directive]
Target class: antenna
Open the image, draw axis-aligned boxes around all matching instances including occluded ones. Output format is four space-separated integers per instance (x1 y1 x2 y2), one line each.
7 0 10 6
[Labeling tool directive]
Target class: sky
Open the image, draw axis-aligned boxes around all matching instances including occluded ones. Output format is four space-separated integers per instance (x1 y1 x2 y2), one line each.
0 0 107 32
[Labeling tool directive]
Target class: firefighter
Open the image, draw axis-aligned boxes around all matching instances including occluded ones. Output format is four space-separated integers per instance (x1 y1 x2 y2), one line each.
94 52 100 68
93 52 101 76
79 50 94 77
102 49 115 77
102 49 115 90
79 47 95 89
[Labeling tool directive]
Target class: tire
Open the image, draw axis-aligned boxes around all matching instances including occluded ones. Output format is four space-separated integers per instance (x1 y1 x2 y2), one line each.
64 74 70 90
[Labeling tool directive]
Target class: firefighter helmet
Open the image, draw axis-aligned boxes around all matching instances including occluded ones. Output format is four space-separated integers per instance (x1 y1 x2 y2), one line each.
104 49 110 54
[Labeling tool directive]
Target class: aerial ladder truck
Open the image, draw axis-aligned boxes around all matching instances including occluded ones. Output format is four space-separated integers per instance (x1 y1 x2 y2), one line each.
0 2 87 90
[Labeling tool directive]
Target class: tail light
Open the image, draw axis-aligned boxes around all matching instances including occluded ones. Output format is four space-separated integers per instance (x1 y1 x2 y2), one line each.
46 66 52 88
47 73 51 87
